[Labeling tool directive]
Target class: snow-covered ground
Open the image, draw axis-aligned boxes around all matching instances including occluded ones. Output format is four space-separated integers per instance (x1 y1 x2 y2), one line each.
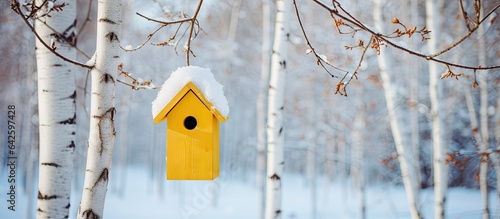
1 166 497 219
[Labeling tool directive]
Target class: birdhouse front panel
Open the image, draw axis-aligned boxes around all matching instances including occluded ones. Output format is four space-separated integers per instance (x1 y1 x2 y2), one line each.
166 90 220 180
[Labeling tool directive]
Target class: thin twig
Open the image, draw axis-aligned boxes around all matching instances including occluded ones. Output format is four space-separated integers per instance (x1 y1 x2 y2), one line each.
37 20 90 59
12 1 92 69
186 0 204 66
116 79 160 90
429 2 500 58
344 37 373 86
120 24 166 52
116 63 160 90
136 0 204 65
459 0 473 31
310 0 500 71
76 0 93 39
292 0 347 77
136 12 192 25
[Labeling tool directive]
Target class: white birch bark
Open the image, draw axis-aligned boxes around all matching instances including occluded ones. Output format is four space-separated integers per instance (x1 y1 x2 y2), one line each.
464 86 491 218
265 0 290 218
408 0 421 191
494 93 500 214
373 0 421 218
352 86 366 219
257 1 272 218
425 1 448 218
34 1 77 218
478 4 490 217
77 0 121 218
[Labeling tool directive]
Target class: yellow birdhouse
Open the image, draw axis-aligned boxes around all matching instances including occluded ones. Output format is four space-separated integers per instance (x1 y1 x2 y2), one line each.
152 66 229 180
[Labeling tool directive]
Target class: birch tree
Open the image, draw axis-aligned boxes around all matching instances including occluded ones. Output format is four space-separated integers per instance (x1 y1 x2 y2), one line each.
77 0 121 218
373 0 421 218
477 3 490 218
425 1 448 218
257 0 273 218
352 84 366 219
464 87 490 219
34 1 77 218
265 0 290 218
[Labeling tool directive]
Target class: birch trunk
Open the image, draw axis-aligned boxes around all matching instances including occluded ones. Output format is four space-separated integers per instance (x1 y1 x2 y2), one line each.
265 0 290 218
408 0 421 191
493 5 500 212
77 0 121 218
494 91 500 214
425 1 448 218
257 1 272 218
465 87 490 219
373 0 421 218
352 86 366 219
478 4 490 217
34 1 77 218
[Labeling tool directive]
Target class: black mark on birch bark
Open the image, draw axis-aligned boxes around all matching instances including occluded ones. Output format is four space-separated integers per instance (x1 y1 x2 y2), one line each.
100 74 115 83
65 90 76 100
279 60 286 68
37 208 44 212
99 18 116 24
81 209 100 219
279 106 284 110
52 64 62 67
38 191 58 200
105 32 119 42
67 140 75 149
62 19 77 44
270 173 281 181
275 210 282 218
65 203 70 209
59 113 76 124
96 107 116 155
41 162 61 167
279 127 283 135
92 168 109 189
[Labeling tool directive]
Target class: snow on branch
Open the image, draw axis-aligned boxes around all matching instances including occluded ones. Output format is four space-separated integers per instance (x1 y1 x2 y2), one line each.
116 64 159 90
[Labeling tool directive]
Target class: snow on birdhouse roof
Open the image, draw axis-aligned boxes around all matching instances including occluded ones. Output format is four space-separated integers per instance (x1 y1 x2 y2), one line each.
151 66 229 120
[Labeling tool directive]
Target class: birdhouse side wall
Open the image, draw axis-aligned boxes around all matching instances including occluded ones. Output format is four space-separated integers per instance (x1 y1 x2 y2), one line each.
212 115 220 179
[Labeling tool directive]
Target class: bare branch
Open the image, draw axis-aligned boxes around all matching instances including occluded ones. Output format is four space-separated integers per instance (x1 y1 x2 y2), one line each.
459 0 474 31
11 1 92 69
292 0 348 78
116 63 159 90
339 36 373 94
429 2 500 58
120 24 166 52
310 0 500 71
185 0 204 66
136 12 192 25
76 0 93 39
36 20 91 59
136 0 204 66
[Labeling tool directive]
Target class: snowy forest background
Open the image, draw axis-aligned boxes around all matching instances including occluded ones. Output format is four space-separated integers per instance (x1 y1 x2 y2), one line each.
1 0 500 218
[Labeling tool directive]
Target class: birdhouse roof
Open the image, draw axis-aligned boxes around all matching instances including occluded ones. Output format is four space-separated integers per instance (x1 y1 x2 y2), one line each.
152 66 229 123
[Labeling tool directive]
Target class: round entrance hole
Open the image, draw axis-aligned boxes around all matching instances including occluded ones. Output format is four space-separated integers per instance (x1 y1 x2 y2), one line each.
184 116 197 130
